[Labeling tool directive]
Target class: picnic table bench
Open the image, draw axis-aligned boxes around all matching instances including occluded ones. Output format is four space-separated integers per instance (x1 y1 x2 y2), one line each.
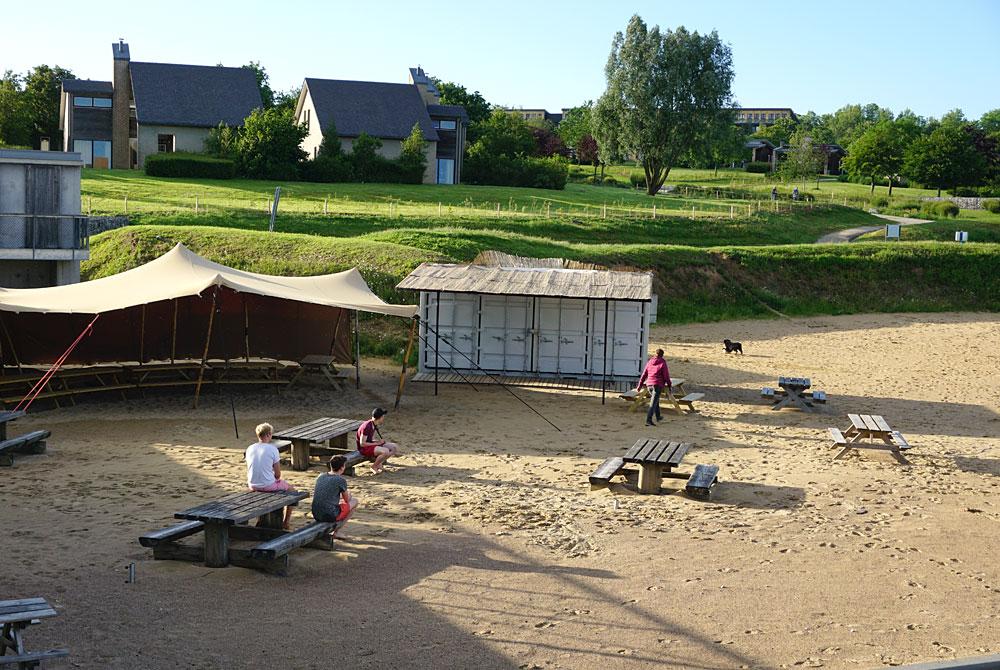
0 412 49 467
762 377 826 412
140 490 341 575
1 366 130 408
273 417 363 471
0 597 68 668
624 439 690 493
288 355 349 390
210 359 291 386
618 379 686 411
831 413 912 464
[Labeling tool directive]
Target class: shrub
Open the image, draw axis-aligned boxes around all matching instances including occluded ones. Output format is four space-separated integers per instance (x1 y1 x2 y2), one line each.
629 173 645 188
144 152 235 179
237 107 307 180
922 201 960 218
745 161 770 173
602 176 620 187
463 150 568 189
982 199 1000 214
870 195 889 209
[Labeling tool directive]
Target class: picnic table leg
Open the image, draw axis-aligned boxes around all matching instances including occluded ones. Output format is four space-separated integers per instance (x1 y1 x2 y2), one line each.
203 522 230 568
834 445 853 460
770 394 792 410
330 434 348 450
638 463 662 494
259 509 284 529
291 439 311 471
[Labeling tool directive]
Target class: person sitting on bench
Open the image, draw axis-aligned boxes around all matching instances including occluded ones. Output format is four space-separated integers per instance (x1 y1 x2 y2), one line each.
636 348 672 427
357 407 400 475
312 455 358 539
246 422 297 529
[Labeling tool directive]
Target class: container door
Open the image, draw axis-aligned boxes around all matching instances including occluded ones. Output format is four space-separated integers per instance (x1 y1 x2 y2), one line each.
534 298 588 375
423 292 479 371
479 296 530 372
590 301 646 378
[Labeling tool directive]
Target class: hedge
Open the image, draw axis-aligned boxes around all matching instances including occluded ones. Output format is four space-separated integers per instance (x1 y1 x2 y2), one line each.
745 161 770 173
463 153 568 189
145 152 235 179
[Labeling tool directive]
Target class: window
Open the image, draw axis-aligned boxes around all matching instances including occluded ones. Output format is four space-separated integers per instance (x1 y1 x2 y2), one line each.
438 119 457 130
93 97 112 108
436 158 455 184
73 139 112 168
74 96 93 107
304 108 310 131
157 134 174 153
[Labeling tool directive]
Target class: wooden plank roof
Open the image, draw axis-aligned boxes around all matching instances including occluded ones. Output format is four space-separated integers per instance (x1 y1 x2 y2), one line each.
397 262 654 301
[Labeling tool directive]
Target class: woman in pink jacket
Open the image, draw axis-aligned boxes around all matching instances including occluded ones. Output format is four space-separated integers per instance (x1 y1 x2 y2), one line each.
636 348 671 426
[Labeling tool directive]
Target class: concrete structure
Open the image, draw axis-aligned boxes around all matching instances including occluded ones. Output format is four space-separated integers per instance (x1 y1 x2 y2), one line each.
60 41 262 169
295 67 467 185
735 107 797 133
0 149 89 288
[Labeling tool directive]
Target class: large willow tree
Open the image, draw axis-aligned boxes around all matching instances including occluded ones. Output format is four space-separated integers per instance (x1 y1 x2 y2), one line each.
594 16 735 195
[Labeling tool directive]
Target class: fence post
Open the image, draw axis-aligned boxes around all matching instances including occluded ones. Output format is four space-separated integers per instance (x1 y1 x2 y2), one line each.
124 195 128 215
602 203 606 219
496 202 500 218
324 196 329 215
652 205 656 219
730 205 734 219
438 202 442 216
88 196 92 215
195 195 199 213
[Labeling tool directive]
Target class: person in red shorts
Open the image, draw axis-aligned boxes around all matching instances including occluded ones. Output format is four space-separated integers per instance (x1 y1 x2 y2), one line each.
357 407 400 475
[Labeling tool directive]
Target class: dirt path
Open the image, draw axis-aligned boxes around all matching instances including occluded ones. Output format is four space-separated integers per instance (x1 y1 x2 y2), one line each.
816 213 932 243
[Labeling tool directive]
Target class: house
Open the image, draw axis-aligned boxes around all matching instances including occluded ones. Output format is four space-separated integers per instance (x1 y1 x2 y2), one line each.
397 256 657 381
745 139 775 164
735 107 797 133
0 149 89 287
503 108 564 124
295 67 467 184
59 41 263 169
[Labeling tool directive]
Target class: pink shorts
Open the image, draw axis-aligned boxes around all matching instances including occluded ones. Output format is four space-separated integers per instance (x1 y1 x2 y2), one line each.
252 479 293 492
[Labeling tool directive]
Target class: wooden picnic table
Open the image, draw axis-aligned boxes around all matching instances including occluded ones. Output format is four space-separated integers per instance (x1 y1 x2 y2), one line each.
623 438 691 494
771 376 816 412
0 597 68 666
288 355 347 390
174 490 308 568
834 413 912 464
0 411 24 442
273 417 363 471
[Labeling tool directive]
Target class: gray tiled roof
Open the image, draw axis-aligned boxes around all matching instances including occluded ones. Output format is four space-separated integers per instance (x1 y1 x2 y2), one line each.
62 79 113 95
426 104 468 122
304 78 438 141
130 62 262 128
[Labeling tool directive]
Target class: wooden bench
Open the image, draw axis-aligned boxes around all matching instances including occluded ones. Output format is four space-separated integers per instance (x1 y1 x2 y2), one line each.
0 430 51 467
828 427 848 446
810 390 827 403
675 392 704 412
685 464 719 500
890 431 911 450
139 520 206 548
760 387 775 398
589 456 625 488
251 521 337 560
0 649 70 668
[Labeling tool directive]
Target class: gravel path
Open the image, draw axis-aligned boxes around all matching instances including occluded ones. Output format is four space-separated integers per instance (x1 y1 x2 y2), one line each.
816 213 933 244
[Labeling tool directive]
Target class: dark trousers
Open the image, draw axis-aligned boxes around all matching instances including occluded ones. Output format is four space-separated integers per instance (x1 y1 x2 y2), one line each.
646 385 663 423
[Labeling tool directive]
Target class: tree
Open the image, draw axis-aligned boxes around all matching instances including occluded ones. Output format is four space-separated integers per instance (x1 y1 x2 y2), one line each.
753 116 797 146
242 61 274 108
903 124 985 196
273 87 301 115
400 122 429 178
203 121 239 159
0 71 30 147
576 135 600 172
778 130 826 187
557 103 593 156
473 110 535 158
823 103 893 148
686 112 747 174
843 120 906 194
593 16 734 196
530 124 567 157
236 107 307 179
434 81 491 125
22 65 73 149
979 108 1000 136
317 120 342 158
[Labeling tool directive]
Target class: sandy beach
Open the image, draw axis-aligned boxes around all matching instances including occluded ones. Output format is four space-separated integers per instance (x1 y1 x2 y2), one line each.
1 311 998 669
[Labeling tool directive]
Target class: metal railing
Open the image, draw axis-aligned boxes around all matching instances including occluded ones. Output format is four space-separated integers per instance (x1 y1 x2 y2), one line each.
0 213 90 258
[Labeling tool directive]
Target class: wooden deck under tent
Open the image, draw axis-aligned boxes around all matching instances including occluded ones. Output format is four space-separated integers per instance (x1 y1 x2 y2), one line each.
411 371 634 393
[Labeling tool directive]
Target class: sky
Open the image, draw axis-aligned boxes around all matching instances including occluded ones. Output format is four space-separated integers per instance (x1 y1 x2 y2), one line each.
4 0 999 120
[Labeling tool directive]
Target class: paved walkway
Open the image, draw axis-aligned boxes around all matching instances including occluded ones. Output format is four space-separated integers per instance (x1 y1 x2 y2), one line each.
816 214 932 244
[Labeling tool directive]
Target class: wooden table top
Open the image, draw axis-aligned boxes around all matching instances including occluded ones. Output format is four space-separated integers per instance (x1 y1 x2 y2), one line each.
848 413 892 433
0 597 58 625
624 439 690 466
175 490 307 526
0 410 25 424
300 354 336 366
273 417 362 442
778 376 811 389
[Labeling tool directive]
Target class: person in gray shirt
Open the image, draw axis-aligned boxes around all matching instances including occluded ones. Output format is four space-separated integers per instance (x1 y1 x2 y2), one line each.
312 455 358 539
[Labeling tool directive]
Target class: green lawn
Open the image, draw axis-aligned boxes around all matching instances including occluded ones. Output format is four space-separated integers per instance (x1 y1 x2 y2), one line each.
857 209 1000 243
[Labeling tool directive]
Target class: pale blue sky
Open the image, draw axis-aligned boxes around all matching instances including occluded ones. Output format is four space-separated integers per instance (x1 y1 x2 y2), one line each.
5 0 999 119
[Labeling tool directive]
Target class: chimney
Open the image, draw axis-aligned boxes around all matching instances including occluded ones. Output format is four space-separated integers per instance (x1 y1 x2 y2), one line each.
112 40 131 169
408 66 440 106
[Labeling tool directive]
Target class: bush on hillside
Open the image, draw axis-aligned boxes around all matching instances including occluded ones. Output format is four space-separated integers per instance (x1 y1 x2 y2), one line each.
921 201 960 218
463 149 568 189
629 173 645 188
870 196 889 209
745 161 770 174
144 152 235 179
237 107 308 180
299 127 425 185
982 199 1000 213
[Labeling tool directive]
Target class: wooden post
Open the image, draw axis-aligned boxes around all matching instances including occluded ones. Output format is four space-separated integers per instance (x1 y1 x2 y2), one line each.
243 297 250 362
394 317 418 409
193 289 219 409
170 299 178 364
324 196 328 215
291 438 310 471
203 523 229 568
438 202 442 216
195 195 199 213
638 463 662 494
354 310 361 389
124 195 128 214
652 205 656 219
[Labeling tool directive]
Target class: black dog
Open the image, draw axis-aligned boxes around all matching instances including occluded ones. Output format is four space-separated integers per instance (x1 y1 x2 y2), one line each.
723 339 743 354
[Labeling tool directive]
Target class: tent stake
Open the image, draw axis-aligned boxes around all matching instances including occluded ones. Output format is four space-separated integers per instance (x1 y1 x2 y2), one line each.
394 317 418 409
194 289 219 409
354 310 360 389
170 299 178 364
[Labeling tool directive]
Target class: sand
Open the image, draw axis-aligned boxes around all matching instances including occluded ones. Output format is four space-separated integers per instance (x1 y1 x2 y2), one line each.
1 311 998 669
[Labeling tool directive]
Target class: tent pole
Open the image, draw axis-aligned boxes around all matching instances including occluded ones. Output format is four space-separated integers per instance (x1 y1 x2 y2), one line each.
0 314 21 373
602 299 609 405
394 316 418 409
354 310 360 389
139 305 146 365
328 310 345 357
193 289 219 409
243 297 250 362
434 291 441 396
170 299 178 364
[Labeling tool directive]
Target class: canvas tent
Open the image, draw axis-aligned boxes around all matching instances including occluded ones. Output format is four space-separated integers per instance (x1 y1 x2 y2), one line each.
0 244 416 379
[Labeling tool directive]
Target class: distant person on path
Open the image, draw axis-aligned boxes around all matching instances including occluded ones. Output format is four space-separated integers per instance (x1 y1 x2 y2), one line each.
771 187 778 201
312 455 358 539
792 187 799 201
245 422 296 529
636 349 672 426
357 407 400 475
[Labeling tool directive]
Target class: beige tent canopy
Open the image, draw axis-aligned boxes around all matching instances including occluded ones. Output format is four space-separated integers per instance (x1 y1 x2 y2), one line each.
0 245 417 405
